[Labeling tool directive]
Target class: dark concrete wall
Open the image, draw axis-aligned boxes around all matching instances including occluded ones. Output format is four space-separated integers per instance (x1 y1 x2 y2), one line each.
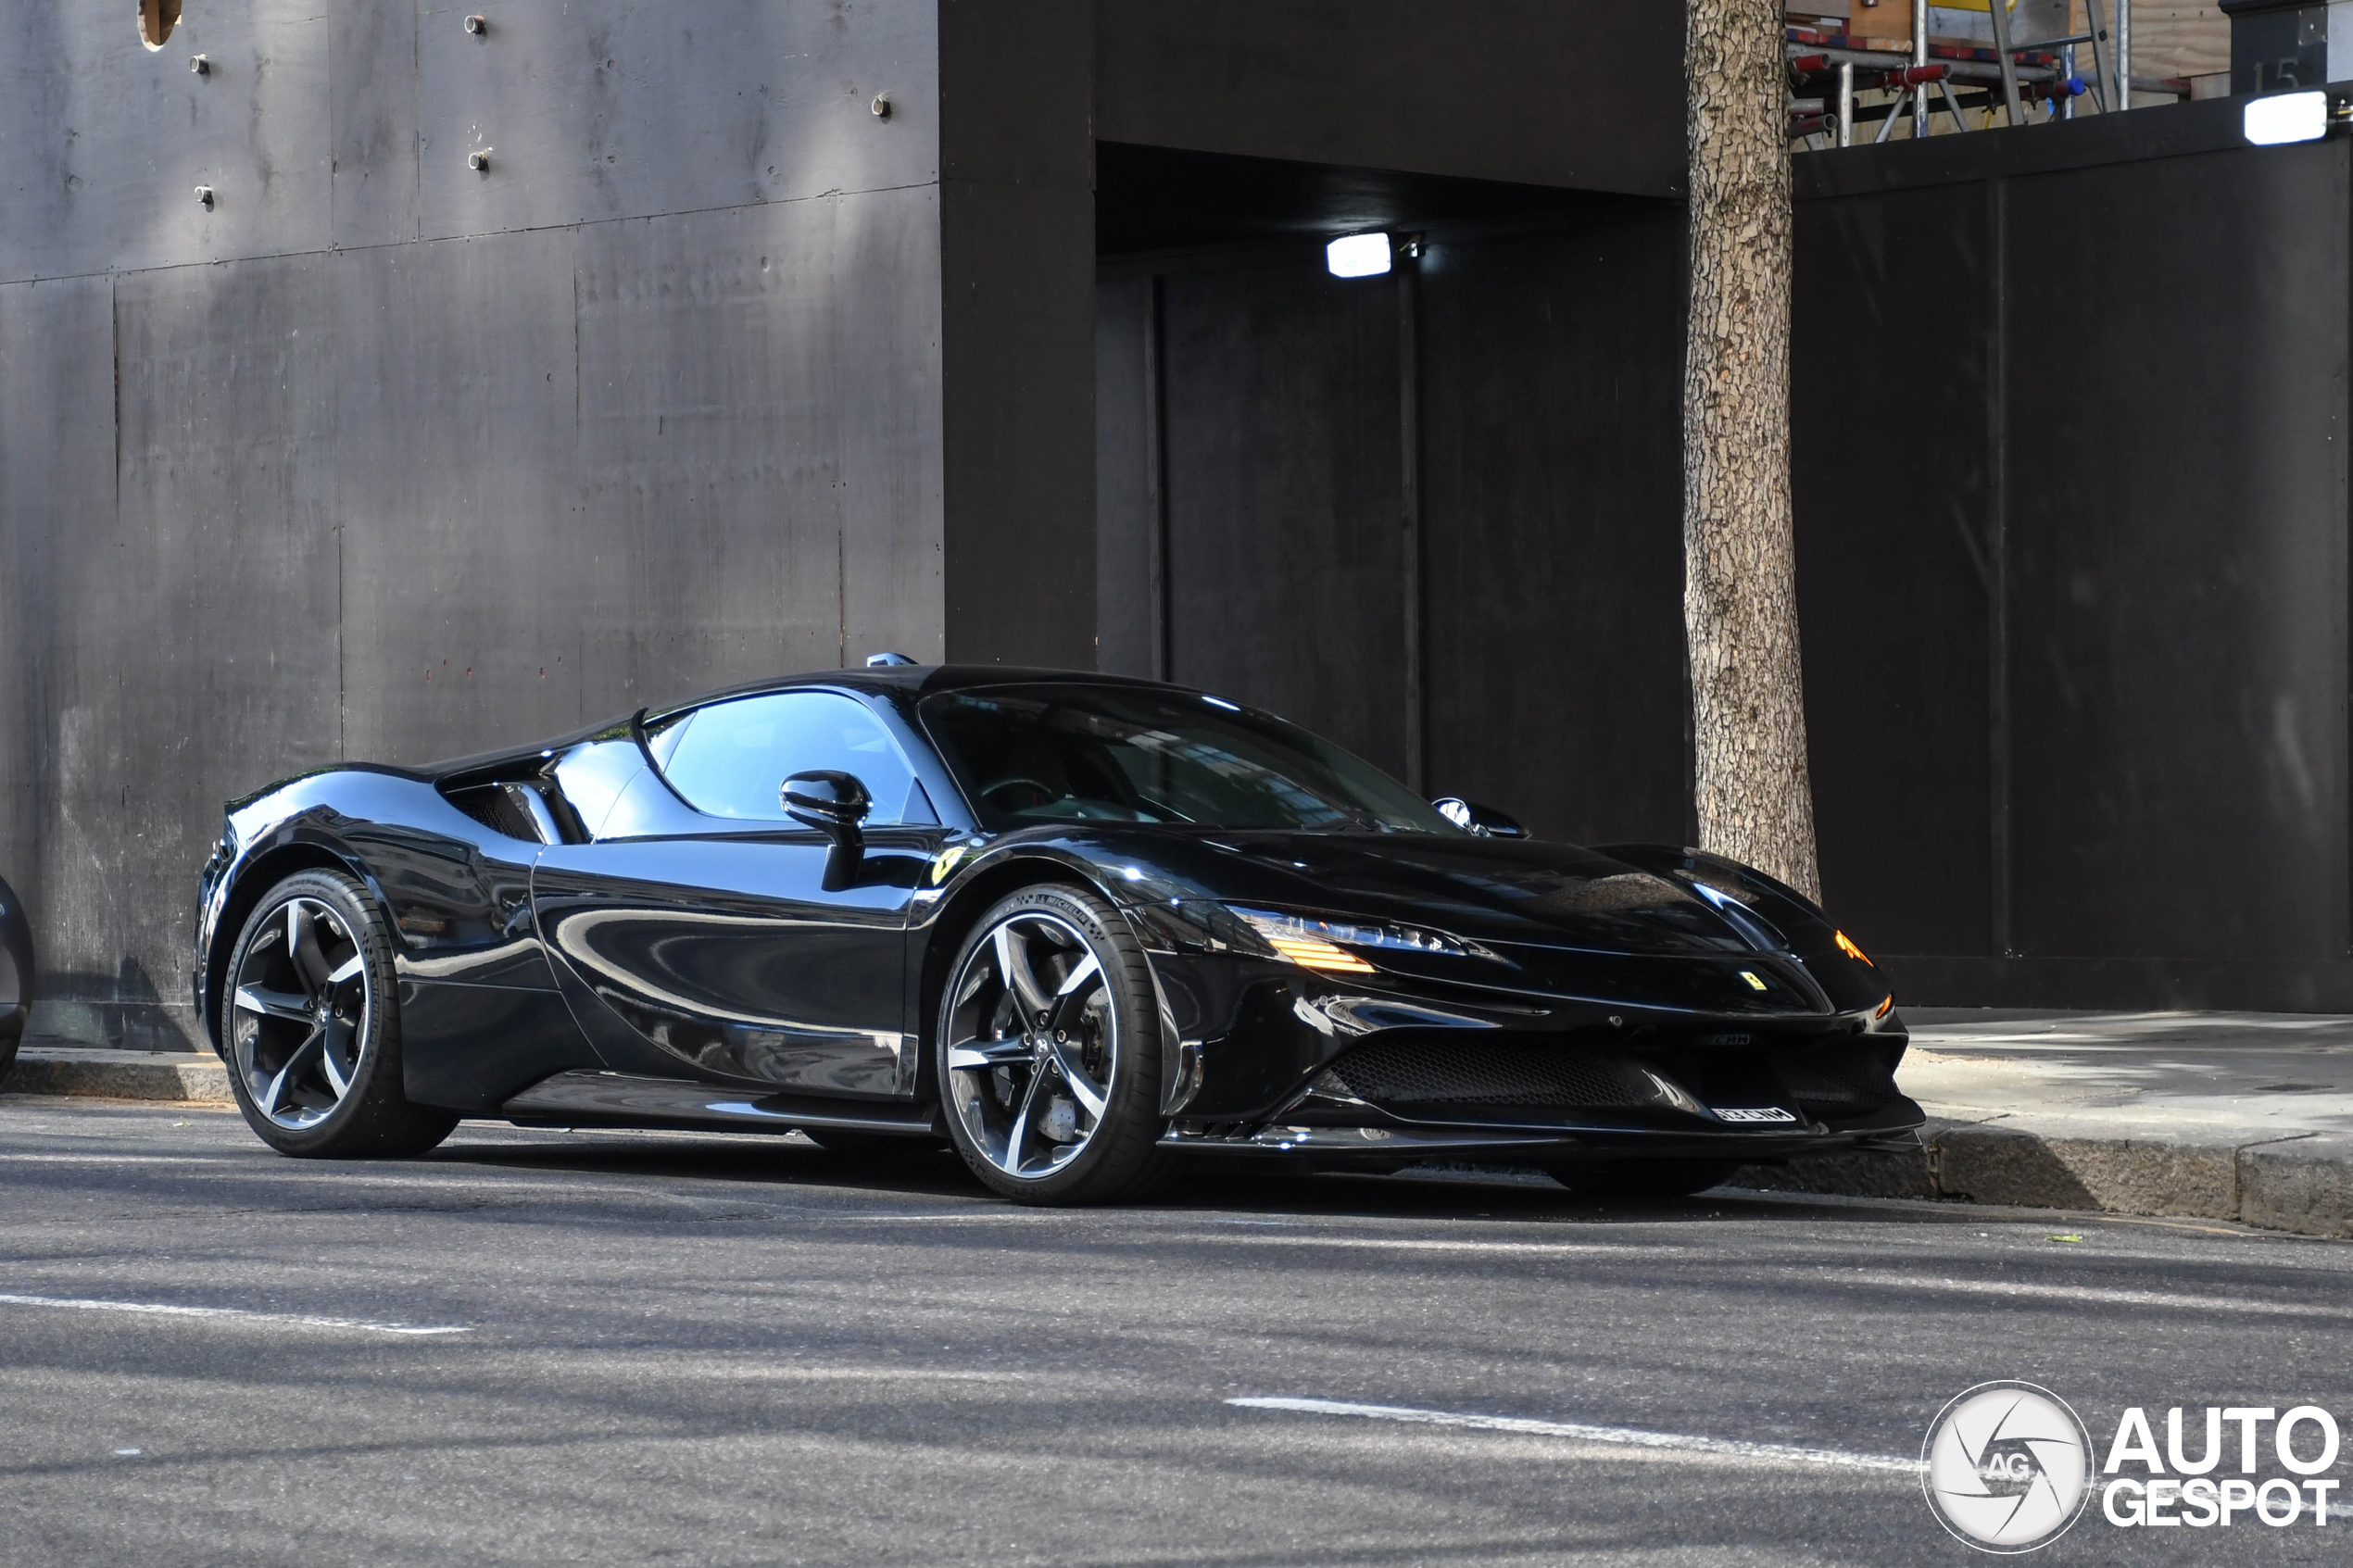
1157 250 1414 775
1095 0 1686 200
1096 195 1692 844
939 0 1098 669
1418 208 1691 846
2 1 1688 1046
1793 103 2352 1008
0 1 952 1043
1101 104 2353 1011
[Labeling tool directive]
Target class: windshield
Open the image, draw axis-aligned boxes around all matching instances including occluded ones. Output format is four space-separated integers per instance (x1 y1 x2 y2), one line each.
918 685 1462 834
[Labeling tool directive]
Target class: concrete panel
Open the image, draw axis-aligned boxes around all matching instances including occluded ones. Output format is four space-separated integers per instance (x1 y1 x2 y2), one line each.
76 259 342 1031
1793 103 2353 1005
1093 276 1155 677
1160 252 1406 773
0 277 115 997
1793 185 1996 956
416 0 937 243
573 198 889 705
333 230 590 767
939 0 1091 191
836 188 949 667
940 180 1097 667
1418 210 1688 847
335 186 950 768
0 2 330 282
1094 0 1684 200
2006 144 2349 962
333 0 423 249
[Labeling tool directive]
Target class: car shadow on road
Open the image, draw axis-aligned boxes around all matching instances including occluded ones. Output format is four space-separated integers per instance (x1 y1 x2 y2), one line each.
420 1126 1979 1230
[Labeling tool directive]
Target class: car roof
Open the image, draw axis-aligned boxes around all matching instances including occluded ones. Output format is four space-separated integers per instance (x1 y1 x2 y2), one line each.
424 667 1207 781
642 664 1202 720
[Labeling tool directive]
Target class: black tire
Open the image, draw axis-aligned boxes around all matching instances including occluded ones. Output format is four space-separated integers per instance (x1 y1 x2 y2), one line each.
934 884 1170 1205
219 869 457 1159
1548 1159 1740 1198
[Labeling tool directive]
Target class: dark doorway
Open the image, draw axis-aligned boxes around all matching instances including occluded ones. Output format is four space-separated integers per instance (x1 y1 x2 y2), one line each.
1095 145 1691 845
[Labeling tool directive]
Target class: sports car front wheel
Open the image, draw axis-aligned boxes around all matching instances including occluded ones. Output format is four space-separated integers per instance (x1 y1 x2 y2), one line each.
936 884 1169 1205
220 869 457 1159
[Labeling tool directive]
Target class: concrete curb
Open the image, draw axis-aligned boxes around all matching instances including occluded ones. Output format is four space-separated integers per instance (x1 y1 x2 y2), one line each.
1 1048 232 1104
1736 1118 2353 1239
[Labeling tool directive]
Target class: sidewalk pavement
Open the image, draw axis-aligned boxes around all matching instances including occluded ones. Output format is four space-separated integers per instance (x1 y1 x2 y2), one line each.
6 1012 2353 1236
1743 1010 2353 1237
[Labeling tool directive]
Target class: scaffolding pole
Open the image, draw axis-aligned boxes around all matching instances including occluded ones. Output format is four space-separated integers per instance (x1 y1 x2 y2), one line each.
1985 0 2023 126
1912 0 1930 137
2116 0 2132 110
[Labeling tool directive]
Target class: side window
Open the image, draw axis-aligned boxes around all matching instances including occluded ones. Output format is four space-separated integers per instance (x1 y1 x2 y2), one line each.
655 692 927 825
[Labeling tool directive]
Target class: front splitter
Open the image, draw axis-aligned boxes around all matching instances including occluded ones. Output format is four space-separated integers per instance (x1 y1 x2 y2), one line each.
1158 1121 1923 1163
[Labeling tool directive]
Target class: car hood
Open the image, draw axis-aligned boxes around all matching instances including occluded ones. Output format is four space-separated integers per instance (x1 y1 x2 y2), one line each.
1075 829 1771 959
1037 827 1890 1019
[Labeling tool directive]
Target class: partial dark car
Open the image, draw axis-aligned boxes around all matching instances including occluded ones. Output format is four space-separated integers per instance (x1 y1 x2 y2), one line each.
0 872 31 1083
193 665 1922 1204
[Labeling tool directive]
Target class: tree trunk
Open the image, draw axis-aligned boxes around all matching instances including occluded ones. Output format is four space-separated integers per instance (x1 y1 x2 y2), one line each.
1683 0 1821 903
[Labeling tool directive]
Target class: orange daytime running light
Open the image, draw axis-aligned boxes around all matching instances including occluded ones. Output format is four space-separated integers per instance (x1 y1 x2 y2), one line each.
1834 930 1873 966
1264 934 1377 974
1876 994 1894 1019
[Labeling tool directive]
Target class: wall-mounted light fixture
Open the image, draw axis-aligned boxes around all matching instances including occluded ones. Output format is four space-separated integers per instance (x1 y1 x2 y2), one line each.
872 93 891 119
194 185 214 207
189 54 208 76
464 14 486 35
1325 233 1392 279
2244 89 2332 145
467 148 493 171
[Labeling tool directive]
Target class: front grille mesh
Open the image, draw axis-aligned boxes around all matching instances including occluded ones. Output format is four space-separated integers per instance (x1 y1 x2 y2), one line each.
1319 1034 1902 1122
1773 1050 1899 1115
1327 1038 1657 1109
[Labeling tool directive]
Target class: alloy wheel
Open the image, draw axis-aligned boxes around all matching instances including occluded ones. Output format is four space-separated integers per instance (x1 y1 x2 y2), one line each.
942 911 1117 1181
230 897 371 1130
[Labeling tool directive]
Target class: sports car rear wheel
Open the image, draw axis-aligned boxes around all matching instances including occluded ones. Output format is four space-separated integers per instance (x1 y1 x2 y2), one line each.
221 869 457 1159
937 885 1167 1205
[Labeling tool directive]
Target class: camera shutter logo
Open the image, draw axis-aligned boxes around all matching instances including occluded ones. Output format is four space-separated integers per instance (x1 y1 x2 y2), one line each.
1923 1382 2094 1552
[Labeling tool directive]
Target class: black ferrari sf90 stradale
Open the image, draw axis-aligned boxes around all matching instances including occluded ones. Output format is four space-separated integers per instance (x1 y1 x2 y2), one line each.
194 663 1922 1204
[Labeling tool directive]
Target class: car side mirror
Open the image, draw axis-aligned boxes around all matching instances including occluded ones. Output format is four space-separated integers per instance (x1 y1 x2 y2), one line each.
1432 797 1526 839
782 771 872 890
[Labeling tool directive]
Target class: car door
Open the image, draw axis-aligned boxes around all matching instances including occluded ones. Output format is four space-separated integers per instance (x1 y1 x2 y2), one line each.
530 691 945 1098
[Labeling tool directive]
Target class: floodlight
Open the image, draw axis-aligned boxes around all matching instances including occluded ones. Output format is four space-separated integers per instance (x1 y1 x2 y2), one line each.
2246 91 2327 146
1325 233 1392 279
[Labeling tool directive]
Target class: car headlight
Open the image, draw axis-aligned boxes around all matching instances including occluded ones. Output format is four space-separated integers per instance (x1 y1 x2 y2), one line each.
1227 906 1500 974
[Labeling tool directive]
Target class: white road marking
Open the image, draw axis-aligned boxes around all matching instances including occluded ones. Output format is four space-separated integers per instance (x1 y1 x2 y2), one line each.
0 1292 472 1336
1182 1234 1681 1257
0 1153 249 1164
1826 1270 2347 1319
548 1357 1030 1384
1230 1397 1922 1473
834 1211 1051 1223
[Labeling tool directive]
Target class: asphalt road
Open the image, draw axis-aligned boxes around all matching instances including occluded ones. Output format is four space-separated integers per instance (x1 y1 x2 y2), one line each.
4 1099 2350 1567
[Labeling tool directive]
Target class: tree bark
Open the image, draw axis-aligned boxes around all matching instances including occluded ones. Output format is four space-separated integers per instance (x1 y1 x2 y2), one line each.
1683 0 1821 902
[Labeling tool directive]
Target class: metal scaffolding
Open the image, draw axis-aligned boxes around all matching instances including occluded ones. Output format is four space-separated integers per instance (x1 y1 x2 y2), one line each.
1788 0 2188 148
